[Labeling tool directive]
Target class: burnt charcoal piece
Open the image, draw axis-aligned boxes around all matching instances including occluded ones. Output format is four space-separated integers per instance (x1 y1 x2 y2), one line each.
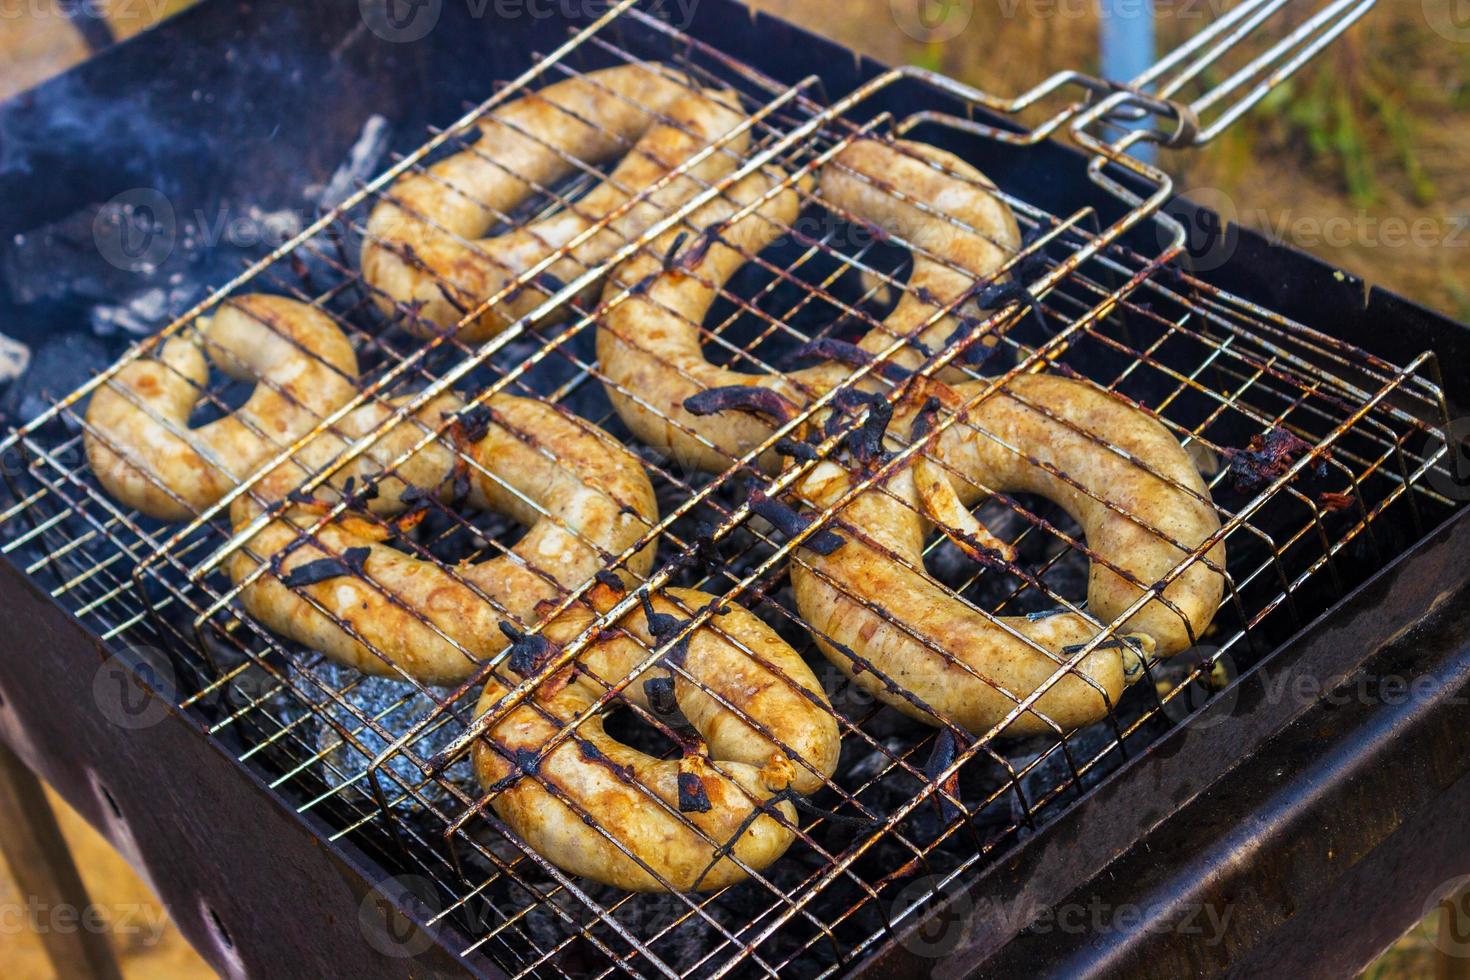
909 395 943 441
945 280 1049 361
279 546 371 588
790 336 873 368
839 391 893 466
453 402 493 444
685 519 725 572
677 771 713 813
683 385 798 425
660 230 689 268
445 461 473 507
644 676 679 716
398 484 435 507
638 591 691 668
594 569 625 593
343 476 381 507
499 621 557 677
748 490 845 556
775 438 820 461
790 336 912 381
1222 427 1324 493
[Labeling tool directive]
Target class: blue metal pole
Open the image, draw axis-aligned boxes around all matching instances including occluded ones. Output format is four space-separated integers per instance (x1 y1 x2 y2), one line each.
1098 0 1158 164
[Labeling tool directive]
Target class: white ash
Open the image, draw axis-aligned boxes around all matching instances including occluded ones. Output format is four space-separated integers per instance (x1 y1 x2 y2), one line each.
89 279 205 337
291 660 476 802
847 736 912 783
312 114 391 211
0 333 29 386
0 331 110 427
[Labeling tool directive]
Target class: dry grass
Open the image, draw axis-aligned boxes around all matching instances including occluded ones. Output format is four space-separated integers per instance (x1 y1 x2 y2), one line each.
760 0 1470 321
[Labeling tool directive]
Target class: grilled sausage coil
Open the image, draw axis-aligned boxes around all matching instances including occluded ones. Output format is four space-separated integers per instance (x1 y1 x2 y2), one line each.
597 138 1020 472
363 63 749 341
793 376 1225 735
84 294 359 521
227 392 660 685
83 114 1227 889
474 585 839 892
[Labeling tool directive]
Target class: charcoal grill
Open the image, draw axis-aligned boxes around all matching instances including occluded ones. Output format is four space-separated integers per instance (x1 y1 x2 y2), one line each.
0 1 1466 977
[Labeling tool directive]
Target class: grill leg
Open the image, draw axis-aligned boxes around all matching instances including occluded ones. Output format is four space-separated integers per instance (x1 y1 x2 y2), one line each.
0 740 125 980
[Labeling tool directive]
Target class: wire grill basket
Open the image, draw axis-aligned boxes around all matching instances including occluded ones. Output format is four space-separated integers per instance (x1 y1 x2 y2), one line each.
0 0 1457 976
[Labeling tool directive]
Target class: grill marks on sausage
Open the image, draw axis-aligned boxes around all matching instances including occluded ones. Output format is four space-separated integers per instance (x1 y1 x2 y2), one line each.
577 739 636 784
482 747 544 794
677 772 714 813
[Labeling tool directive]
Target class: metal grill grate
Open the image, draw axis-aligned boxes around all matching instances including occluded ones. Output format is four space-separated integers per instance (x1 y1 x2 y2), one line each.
0 0 1457 977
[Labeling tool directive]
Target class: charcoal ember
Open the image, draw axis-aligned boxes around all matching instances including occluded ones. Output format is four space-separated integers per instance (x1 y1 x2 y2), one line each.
0 331 110 428
485 321 603 415
89 280 205 337
290 661 476 801
1009 722 1122 834
846 736 911 784
2 204 156 305
1222 426 1322 493
408 507 518 565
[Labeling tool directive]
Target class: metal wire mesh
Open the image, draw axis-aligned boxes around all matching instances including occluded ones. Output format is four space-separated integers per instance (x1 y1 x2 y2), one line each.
0 1 1456 977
